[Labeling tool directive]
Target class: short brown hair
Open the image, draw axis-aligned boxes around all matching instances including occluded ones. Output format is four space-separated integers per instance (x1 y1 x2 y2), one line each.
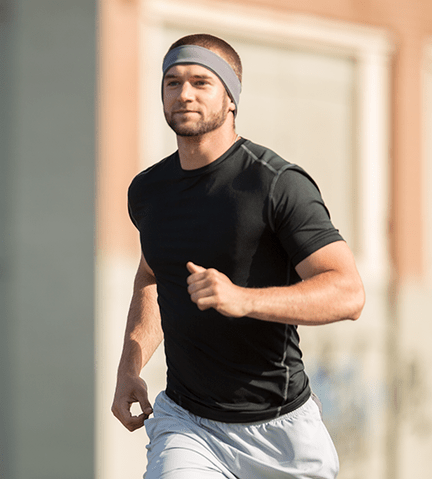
168 34 242 84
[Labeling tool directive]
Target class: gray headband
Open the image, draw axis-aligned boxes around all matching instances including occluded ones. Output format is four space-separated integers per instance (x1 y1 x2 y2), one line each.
162 45 241 115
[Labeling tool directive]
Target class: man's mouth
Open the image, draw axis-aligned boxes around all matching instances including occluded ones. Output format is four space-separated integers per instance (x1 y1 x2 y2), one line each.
173 110 199 114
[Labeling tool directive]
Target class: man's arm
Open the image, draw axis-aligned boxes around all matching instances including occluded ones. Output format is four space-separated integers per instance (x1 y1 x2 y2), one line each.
111 253 163 432
186 240 365 325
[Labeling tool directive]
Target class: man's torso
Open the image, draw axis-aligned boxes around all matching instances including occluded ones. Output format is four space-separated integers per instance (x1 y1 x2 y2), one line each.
128 138 342 422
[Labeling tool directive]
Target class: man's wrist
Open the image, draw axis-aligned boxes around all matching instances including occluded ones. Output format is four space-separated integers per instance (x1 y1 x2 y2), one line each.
117 359 143 379
238 286 257 318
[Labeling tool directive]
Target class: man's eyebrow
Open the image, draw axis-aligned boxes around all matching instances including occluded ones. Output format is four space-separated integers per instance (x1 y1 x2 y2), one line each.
164 73 214 80
191 74 213 79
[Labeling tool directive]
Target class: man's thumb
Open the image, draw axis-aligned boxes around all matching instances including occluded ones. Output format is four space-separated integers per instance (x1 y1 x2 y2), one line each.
186 262 206 274
136 389 153 417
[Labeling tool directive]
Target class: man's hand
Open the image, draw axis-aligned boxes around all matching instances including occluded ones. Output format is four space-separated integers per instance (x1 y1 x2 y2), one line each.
186 262 248 317
111 373 153 432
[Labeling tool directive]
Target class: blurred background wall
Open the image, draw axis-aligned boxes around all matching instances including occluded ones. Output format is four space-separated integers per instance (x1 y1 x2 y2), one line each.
2 0 432 478
97 1 432 478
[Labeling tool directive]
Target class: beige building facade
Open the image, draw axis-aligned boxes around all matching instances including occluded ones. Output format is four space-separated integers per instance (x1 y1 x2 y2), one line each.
97 1 432 478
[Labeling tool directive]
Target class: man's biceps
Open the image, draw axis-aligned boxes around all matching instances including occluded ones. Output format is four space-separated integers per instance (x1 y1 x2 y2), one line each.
136 253 156 283
295 241 353 279
139 252 155 274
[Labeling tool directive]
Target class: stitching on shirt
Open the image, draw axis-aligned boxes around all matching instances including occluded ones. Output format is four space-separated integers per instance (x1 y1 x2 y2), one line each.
241 144 278 175
269 164 292 201
277 324 291 416
241 143 294 413
267 164 293 232
241 144 296 232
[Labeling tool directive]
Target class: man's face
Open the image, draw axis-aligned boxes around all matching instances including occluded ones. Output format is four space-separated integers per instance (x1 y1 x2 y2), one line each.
162 64 234 137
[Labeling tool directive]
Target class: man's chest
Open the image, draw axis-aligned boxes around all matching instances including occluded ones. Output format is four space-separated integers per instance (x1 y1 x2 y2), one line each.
137 179 268 277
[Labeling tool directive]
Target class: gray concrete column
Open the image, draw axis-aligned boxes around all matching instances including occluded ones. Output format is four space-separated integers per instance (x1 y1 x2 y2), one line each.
0 1 96 477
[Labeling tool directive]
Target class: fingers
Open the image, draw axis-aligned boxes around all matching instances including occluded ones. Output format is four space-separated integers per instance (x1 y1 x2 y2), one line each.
112 400 151 432
112 377 153 432
187 263 223 313
187 263 218 288
188 281 213 310
186 263 247 318
117 407 146 432
187 262 209 292
187 263 211 301
193 295 216 311
137 393 154 420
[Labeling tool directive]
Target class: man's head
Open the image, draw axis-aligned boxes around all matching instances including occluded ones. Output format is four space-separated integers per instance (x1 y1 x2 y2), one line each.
165 33 242 85
162 34 242 137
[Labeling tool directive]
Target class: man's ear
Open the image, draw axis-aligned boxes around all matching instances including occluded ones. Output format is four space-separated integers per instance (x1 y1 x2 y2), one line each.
228 98 236 113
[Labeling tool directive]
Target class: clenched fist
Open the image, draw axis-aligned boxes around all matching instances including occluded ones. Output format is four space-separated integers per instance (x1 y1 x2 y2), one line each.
186 262 250 318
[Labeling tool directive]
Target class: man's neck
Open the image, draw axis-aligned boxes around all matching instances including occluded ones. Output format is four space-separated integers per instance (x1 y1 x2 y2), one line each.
177 125 238 171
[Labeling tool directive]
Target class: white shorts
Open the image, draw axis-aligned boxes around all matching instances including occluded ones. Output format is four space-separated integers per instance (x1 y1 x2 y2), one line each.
144 391 339 479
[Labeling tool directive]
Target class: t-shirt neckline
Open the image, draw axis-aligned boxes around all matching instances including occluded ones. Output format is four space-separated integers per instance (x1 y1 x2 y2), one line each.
175 137 247 176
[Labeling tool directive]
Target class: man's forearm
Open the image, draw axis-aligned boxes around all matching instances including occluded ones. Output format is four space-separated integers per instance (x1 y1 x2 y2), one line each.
112 273 162 431
241 270 364 325
118 281 163 377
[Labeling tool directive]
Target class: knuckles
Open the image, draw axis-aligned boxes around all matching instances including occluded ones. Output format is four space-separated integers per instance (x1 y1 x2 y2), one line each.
111 404 146 431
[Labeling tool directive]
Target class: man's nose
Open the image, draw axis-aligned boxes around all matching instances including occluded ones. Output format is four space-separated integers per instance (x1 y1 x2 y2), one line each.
178 82 194 101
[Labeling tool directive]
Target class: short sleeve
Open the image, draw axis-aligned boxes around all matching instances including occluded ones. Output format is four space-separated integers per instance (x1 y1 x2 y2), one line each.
127 200 138 229
270 167 344 266
127 181 138 228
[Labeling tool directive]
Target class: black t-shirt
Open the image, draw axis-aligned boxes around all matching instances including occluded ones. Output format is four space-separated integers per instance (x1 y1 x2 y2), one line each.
128 138 343 423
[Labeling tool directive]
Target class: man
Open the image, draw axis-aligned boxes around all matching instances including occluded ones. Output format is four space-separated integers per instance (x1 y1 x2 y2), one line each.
112 33 365 479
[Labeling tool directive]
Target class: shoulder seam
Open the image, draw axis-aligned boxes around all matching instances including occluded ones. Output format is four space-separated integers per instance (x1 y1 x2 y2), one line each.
240 144 278 175
240 143 301 232
269 164 294 201
267 164 294 232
